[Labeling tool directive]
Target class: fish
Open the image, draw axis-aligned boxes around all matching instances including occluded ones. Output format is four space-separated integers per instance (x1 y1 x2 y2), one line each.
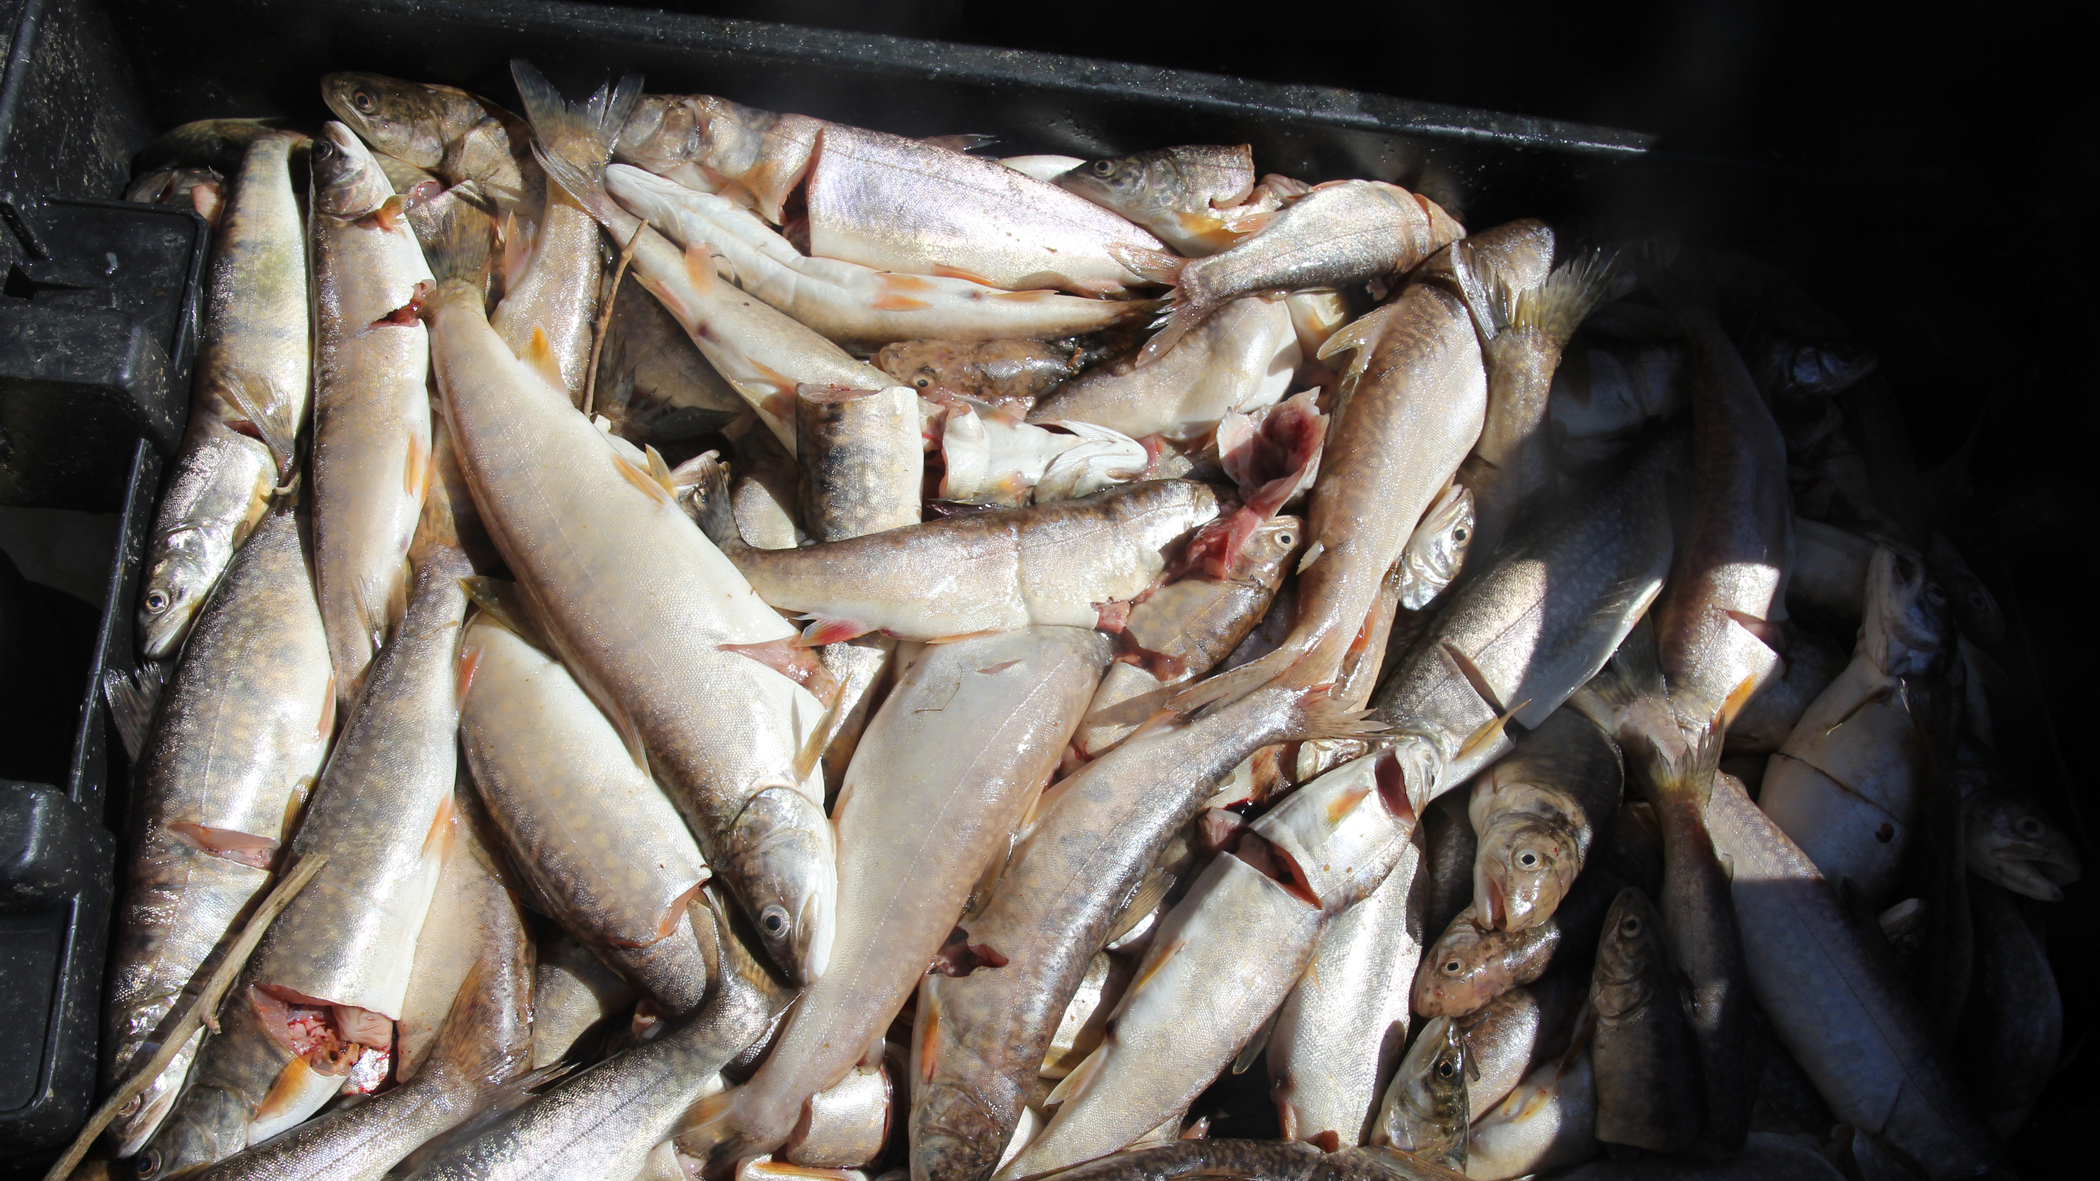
141 496 472 1178
408 890 793 1181
728 415 810 548
939 405 1149 508
997 753 1416 1180
1001 155 1086 183
1467 708 1623 931
1957 879 2063 1136
1453 243 1618 562
127 163 224 222
1962 769 2082 901
457 608 715 1015
796 385 925 544
1722 621 1843 755
1040 953 1131 1080
1073 515 1302 758
1028 296 1300 445
529 932 637 1070
1928 532 2004 645
1127 180 1465 364
308 121 435 714
1784 515 1874 623
721 480 1219 644
1395 483 1473 612
1464 1051 1596 1181
873 339 1083 416
1648 302 1792 731
188 824 534 1181
1546 335 1687 475
1587 887 1705 1156
490 180 604 402
103 501 335 1157
137 130 309 659
1267 828 1429 1147
605 87 824 221
783 1061 893 1167
1365 425 1684 816
423 192 835 986
687 629 1109 1167
321 72 535 213
515 63 890 454
134 117 298 173
1371 1016 1469 1171
1022 1140 1471 1181
605 164 1155 349
911 685 1372 1181
592 272 746 445
1452 970 1587 1120
1758 546 1955 907
1702 770 1998 1178
1055 143 1268 255
1413 862 1622 1019
1179 268 1488 711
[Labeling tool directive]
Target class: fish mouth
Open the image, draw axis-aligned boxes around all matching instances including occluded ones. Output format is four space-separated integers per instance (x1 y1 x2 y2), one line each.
1987 852 2079 901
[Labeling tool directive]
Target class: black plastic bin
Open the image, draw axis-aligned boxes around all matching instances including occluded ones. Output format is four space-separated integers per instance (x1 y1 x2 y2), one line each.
0 0 2087 1172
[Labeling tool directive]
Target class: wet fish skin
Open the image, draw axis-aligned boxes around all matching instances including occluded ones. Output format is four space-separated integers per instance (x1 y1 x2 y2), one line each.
797 384 925 544
1371 1015 1468 1171
874 339 1079 415
458 615 714 1014
593 273 745 446
1139 180 1464 364
1464 1051 1596 1181
1468 708 1622 931
1030 296 1299 446
529 931 637 1069
1056 144 1259 255
1957 879 2062 1136
139 131 309 659
1075 515 1302 757
1723 621 1842 755
697 628 1108 1165
491 183 603 400
1546 336 1686 475
1414 863 1620 1019
1421 793 1476 939
322 72 533 212
912 685 1361 1181
1033 1139 1471 1181
725 480 1219 642
105 502 334 1155
1962 771 2081 901
1454 970 1585 1119
1587 888 1705 1156
1703 771 1998 1178
309 122 434 713
1395 484 1472 613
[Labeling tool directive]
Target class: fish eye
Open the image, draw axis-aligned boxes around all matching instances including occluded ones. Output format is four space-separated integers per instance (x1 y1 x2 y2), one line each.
1622 915 1642 936
352 88 378 114
1443 959 1462 974
1274 531 1295 548
144 588 170 613
760 904 790 938
1435 1059 1456 1079
914 377 931 388
2018 817 2044 838
1969 591 1989 609
1090 159 1114 176
1452 527 1468 542
1516 849 1540 869
118 1093 143 1117
135 1149 161 1179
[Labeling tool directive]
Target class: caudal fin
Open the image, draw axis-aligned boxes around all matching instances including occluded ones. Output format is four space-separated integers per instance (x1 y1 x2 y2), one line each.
425 960 529 1088
1284 683 1386 743
1638 713 1724 809
1512 248 1620 349
511 59 641 226
102 660 167 760
413 186 496 289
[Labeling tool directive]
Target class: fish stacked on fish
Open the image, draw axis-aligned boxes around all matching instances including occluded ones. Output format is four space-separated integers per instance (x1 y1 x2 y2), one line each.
92 53 2060 1181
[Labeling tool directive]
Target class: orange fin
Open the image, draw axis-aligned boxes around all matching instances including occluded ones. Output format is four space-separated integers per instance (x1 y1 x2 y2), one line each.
798 616 875 646
167 822 278 869
523 326 566 393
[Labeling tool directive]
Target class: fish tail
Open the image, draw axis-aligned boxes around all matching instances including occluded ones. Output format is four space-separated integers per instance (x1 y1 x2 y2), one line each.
1284 683 1387 743
1173 643 1298 715
408 451 461 561
1569 615 1666 737
1639 713 1725 810
1131 296 1207 369
101 660 167 761
1513 248 1621 348
672 1087 750 1167
414 187 497 289
669 449 738 546
425 959 525 1086
511 59 641 223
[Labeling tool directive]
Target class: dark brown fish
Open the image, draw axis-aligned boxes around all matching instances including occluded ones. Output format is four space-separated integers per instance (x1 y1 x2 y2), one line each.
874 338 1082 415
1588 888 1707 1156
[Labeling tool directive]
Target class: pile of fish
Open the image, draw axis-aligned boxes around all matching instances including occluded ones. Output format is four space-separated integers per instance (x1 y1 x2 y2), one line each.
91 56 2075 1181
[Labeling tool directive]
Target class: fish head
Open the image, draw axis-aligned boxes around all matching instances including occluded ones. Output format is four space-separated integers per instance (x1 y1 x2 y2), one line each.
1240 515 1308 584
1589 887 1663 1020
723 784 838 985
106 1027 199 1156
133 1081 250 1180
1965 783 2082 901
1413 911 1506 1017
1397 483 1475 610
138 526 229 659
911 1081 1007 1181
1057 153 1166 216
1378 1015 1470 1162
1861 546 1955 679
320 72 455 169
1475 810 1582 932
873 340 961 395
311 122 394 219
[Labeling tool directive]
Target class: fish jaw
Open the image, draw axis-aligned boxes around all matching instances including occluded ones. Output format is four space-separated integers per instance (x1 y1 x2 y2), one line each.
1475 812 1582 932
725 784 840 984
108 1027 202 1157
137 527 231 659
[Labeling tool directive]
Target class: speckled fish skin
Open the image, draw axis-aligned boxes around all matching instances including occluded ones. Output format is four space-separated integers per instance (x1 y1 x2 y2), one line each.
724 480 1218 642
1371 1016 1469 1171
1183 279 1485 712
189 832 533 1181
530 932 637 1069
1075 516 1302 757
138 131 308 659
1268 827 1429 1147
998 756 1416 1181
1037 1139 1472 1181
796 384 924 544
391 788 518 1080
705 628 1108 1164
1758 546 1954 907
310 122 434 714
1651 305 1792 727
322 72 534 213
1587 888 1704 1155
412 893 792 1181
1467 709 1623 931
1028 297 1299 445
912 685 1353 1181
1056 144 1258 255
459 616 714 1014
874 338 1079 415
1367 426 1683 817
1703 772 1997 1178
608 164 1152 349
805 122 1168 295
1413 863 1620 1019
429 254 834 985
1452 970 1585 1119
491 182 602 400
105 503 334 1156
1139 181 1464 365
